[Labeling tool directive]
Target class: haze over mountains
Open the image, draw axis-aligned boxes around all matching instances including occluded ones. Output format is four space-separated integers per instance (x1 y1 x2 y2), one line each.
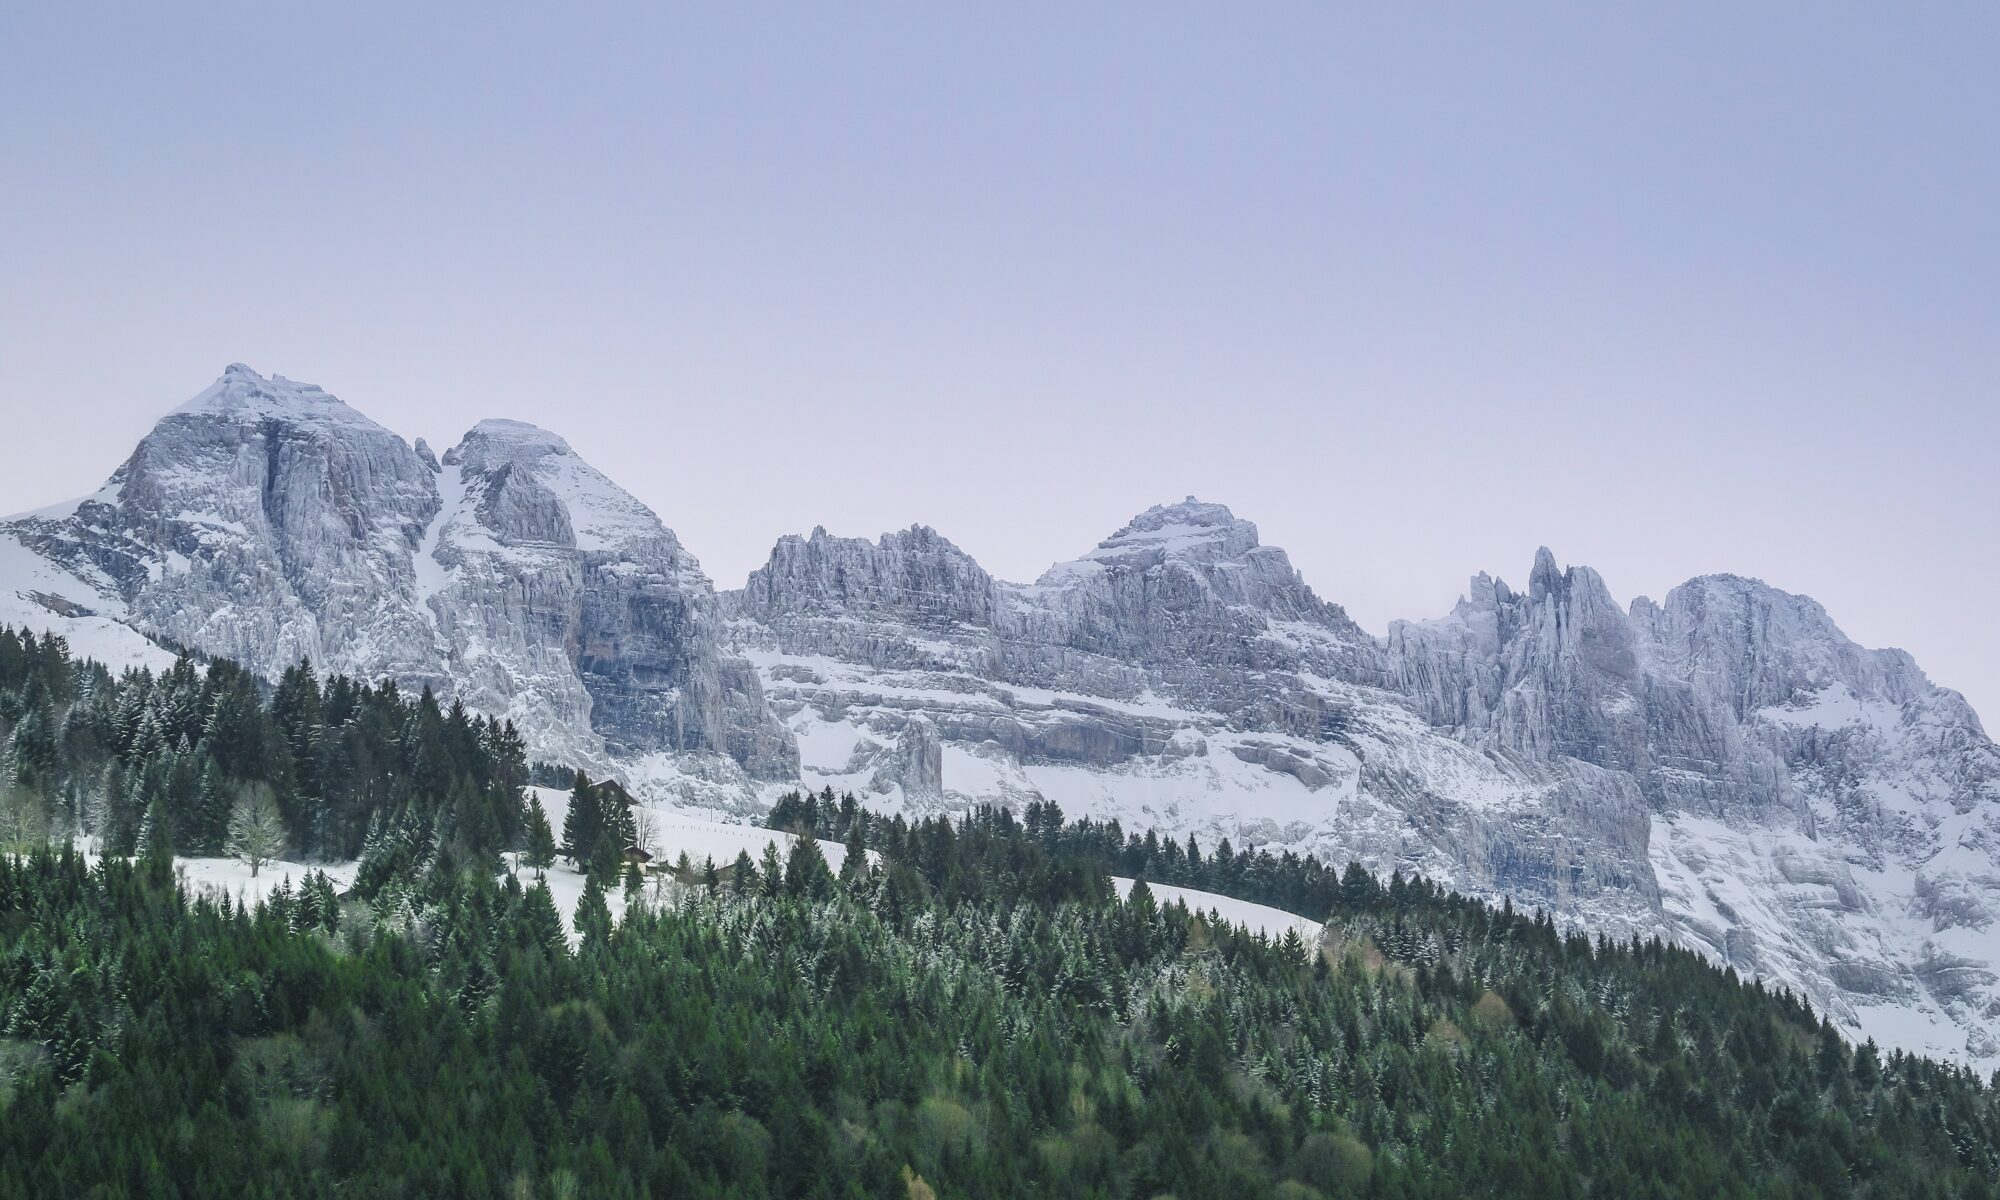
5 365 1997 1072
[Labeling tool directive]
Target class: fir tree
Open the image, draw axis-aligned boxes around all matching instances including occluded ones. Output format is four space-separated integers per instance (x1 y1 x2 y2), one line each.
574 872 612 948
839 825 868 890
758 842 784 899
524 799 557 872
136 794 174 878
523 877 568 957
784 834 832 899
562 770 597 867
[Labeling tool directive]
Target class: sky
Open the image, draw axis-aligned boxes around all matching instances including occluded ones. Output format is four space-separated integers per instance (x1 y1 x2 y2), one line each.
1 4 1995 722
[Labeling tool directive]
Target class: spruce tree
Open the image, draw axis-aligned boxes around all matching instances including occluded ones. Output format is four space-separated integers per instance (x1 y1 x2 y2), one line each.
523 877 568 957
194 759 231 855
839 826 868 890
759 842 784 899
136 794 173 878
562 771 598 867
575 873 612 948
784 834 831 899
524 800 557 872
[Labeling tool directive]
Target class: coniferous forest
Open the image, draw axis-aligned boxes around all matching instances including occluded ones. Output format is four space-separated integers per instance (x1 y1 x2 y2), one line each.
0 624 1996 1197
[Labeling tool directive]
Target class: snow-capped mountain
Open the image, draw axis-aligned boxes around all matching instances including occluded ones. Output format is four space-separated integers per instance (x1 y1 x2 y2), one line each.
1 365 788 797
4 365 1996 1071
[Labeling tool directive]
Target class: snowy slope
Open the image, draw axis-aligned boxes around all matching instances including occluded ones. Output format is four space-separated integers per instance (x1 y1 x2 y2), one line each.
0 530 180 673
1111 877 1324 944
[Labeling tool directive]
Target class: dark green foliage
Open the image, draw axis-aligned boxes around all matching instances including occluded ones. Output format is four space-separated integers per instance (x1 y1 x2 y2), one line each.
3 808 1997 1198
0 630 1996 1196
562 772 637 878
524 796 558 872
0 626 529 875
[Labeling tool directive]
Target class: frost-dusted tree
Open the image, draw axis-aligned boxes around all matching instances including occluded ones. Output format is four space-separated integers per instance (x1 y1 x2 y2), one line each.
0 786 48 854
840 825 868 889
758 841 784 899
192 758 231 855
784 834 832 899
226 783 286 877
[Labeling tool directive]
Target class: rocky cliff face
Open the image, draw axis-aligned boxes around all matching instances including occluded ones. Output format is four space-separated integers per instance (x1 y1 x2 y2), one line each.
724 508 2000 1071
721 504 1667 958
6 365 443 682
3 364 1996 1071
423 418 791 779
1 366 787 792
1382 560 2000 1066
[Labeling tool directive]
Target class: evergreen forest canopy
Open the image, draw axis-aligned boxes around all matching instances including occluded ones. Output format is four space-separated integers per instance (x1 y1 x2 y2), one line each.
0 623 1996 1198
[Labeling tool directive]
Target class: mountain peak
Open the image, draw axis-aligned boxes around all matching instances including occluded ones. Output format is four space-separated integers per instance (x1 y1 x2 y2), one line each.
465 418 573 451
443 417 673 557
168 364 377 430
1081 497 1260 566
1527 546 1562 601
445 419 579 469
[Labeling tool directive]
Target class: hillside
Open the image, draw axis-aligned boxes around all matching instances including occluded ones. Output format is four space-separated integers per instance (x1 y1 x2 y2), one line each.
0 632 1996 1196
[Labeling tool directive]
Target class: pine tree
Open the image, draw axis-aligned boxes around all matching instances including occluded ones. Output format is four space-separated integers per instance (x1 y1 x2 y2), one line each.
785 834 832 899
839 826 868 890
523 877 568 957
137 794 174 877
194 758 231 855
524 800 557 872
759 842 784 899
562 771 598 867
575 873 612 948
596 781 636 854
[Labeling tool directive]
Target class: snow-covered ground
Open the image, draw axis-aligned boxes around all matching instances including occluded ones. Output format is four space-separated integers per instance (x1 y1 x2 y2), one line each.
1111 876 1324 943
526 786 869 873
70 841 357 911
174 855 358 907
517 786 876 937
0 531 180 674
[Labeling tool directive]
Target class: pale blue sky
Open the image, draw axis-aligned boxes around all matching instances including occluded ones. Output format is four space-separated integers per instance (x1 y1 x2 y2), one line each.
2 4 1996 720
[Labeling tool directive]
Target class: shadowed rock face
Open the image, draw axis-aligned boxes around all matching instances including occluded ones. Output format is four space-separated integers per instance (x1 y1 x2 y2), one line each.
1 367 792 786
8 365 444 683
4 365 1997 1071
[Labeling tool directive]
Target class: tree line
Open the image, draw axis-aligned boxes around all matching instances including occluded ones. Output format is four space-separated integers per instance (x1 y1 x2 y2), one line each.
0 626 1995 1196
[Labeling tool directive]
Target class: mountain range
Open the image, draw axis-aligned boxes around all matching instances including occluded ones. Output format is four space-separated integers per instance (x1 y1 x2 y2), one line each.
4 363 1996 1071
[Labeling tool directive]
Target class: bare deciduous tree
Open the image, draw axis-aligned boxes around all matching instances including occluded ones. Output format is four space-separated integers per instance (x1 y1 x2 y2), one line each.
632 806 659 859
